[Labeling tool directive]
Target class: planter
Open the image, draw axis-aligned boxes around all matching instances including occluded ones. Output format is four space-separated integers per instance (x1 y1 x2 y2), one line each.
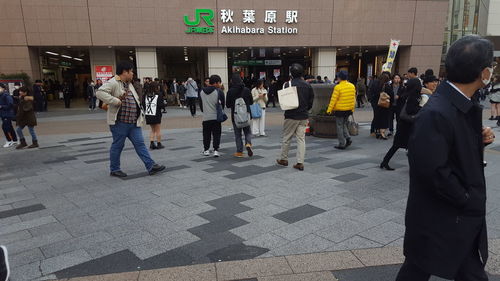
310 115 337 138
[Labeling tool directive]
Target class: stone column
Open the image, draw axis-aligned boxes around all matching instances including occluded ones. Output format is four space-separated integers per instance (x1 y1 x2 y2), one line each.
135 47 158 80
89 47 116 81
208 48 228 92
312 48 336 80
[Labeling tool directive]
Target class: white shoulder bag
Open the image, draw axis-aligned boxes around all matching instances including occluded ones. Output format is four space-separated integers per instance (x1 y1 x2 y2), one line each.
277 81 299 110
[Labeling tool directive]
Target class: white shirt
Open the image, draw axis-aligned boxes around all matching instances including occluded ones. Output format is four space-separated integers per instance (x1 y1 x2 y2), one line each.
447 81 471 101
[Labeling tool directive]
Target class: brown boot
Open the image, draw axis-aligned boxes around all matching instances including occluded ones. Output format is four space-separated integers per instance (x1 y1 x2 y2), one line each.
27 140 39 149
276 159 288 167
16 138 27 149
293 163 304 171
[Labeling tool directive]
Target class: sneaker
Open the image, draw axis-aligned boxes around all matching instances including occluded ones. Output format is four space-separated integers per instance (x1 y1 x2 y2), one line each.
246 144 253 157
149 164 166 175
0 245 10 281
213 150 220 157
203 150 210 156
233 152 244 158
490 116 496 121
8 141 16 147
110 171 127 178
259 133 267 137
2 142 11 148
179 105 183 108
345 139 352 148
184 106 187 109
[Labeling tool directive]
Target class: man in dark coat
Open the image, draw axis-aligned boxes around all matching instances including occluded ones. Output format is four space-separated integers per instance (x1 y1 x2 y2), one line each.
397 35 496 281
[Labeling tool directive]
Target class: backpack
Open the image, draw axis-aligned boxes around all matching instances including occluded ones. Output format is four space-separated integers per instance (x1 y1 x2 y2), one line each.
234 97 250 128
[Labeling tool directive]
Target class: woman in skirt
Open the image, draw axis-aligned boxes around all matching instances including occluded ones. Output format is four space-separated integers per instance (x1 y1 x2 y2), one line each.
142 82 165 150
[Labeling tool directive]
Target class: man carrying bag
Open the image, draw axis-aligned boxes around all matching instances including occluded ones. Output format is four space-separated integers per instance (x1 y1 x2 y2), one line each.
276 63 314 171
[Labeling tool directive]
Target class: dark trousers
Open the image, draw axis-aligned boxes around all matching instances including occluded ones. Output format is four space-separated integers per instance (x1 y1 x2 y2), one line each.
64 97 71 108
1 117 17 142
202 120 221 151
389 107 396 132
356 95 364 108
382 144 399 165
266 95 276 107
396 253 488 281
187 97 197 116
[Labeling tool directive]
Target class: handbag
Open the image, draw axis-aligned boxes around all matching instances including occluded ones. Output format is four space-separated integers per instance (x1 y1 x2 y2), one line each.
216 103 228 123
399 101 416 123
347 114 359 136
378 91 390 108
277 82 299 110
250 103 262 118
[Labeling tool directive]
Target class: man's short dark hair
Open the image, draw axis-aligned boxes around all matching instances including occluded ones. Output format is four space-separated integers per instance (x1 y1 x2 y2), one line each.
19 86 30 94
408 68 418 75
209 75 222 85
316 76 322 80
445 35 494 84
116 61 134 75
290 63 304 78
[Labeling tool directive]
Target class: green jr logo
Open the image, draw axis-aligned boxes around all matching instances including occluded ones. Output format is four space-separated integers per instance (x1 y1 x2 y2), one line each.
184 9 215 34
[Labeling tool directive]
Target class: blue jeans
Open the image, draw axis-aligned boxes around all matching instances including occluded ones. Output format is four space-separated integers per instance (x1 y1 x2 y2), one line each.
16 125 37 141
109 122 155 173
89 96 97 110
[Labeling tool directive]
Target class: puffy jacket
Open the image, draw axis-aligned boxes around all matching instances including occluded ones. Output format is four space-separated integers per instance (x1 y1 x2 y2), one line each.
0 92 15 118
326 80 356 113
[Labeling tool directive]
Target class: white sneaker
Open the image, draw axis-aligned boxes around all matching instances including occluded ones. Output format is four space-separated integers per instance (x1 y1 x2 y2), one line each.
2 142 11 148
213 151 220 157
179 105 182 108
203 150 210 156
8 141 16 147
184 106 187 108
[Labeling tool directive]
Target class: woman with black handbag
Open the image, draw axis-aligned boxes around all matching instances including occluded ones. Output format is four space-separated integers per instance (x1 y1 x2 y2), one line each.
380 78 422 170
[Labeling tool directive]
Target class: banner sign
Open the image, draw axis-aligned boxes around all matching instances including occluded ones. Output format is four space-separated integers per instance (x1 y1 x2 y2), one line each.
95 66 114 82
382 39 400 73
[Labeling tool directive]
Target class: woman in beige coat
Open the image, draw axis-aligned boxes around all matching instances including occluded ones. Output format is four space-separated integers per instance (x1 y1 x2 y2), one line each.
251 80 268 136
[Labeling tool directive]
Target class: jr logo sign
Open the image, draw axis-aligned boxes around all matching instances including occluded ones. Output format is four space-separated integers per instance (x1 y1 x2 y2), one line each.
184 9 215 34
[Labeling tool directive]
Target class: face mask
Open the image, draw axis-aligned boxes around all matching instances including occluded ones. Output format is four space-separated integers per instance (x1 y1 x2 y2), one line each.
14 86 20 90
483 67 494 86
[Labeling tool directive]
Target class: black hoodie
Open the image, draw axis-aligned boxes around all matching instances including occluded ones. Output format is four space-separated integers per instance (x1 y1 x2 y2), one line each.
226 76 253 119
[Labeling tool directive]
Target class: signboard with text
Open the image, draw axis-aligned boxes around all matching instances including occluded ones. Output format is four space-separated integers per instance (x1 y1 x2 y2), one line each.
184 8 299 35
95 66 113 82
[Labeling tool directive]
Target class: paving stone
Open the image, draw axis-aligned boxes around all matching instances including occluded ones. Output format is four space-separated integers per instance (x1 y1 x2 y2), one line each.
230 217 288 240
346 197 389 212
309 196 355 210
0 215 57 235
273 204 326 224
0 230 32 245
352 208 401 228
271 234 335 256
332 173 368 182
9 248 45 269
358 222 406 245
285 251 364 273
272 224 312 241
0 193 35 206
9 261 42 281
216 257 292 280
243 233 290 250
206 193 255 208
41 231 114 258
189 216 249 239
327 236 383 252
7 230 73 255
316 220 371 243
41 249 93 275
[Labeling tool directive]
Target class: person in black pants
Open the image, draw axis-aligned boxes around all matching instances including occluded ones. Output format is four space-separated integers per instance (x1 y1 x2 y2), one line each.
266 77 278 108
380 78 421 170
199 75 225 157
62 81 72 108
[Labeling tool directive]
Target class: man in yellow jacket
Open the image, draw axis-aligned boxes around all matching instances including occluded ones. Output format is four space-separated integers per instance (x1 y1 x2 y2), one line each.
326 70 356 149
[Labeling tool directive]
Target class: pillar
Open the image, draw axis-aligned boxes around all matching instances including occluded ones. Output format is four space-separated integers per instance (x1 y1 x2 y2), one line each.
397 46 442 77
89 47 116 82
136 47 158 80
312 48 336 80
208 48 228 92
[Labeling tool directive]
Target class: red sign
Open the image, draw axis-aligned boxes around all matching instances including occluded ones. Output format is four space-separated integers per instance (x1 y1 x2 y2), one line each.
95 66 113 82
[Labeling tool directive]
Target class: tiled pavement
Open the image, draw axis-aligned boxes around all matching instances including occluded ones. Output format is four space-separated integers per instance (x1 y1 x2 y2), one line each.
1 116 500 280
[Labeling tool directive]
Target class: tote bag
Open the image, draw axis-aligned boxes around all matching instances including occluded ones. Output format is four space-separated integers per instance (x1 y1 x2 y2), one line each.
347 114 359 136
277 82 299 110
250 103 262 118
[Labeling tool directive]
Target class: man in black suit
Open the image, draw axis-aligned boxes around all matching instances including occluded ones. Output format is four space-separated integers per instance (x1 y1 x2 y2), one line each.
397 35 496 281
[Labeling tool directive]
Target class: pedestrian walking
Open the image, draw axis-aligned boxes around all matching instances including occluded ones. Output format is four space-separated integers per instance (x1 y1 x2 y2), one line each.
326 70 356 150
15 87 39 149
379 78 422 170
396 35 495 281
96 61 165 178
62 81 72 108
87 80 97 110
0 83 18 148
356 76 367 108
33 80 45 112
266 77 278 108
199 75 225 157
276 63 314 171
226 73 253 158
142 82 165 150
388 74 404 136
186 78 199 117
251 79 268 137
489 76 500 120
370 72 393 139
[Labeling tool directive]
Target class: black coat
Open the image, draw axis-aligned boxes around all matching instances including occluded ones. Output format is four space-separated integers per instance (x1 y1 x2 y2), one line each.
226 84 253 119
405 81 488 279
392 93 421 149
284 78 314 120
371 82 394 129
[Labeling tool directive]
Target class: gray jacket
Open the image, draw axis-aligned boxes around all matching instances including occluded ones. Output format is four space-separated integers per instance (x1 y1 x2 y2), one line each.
186 80 198 98
200 86 225 122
